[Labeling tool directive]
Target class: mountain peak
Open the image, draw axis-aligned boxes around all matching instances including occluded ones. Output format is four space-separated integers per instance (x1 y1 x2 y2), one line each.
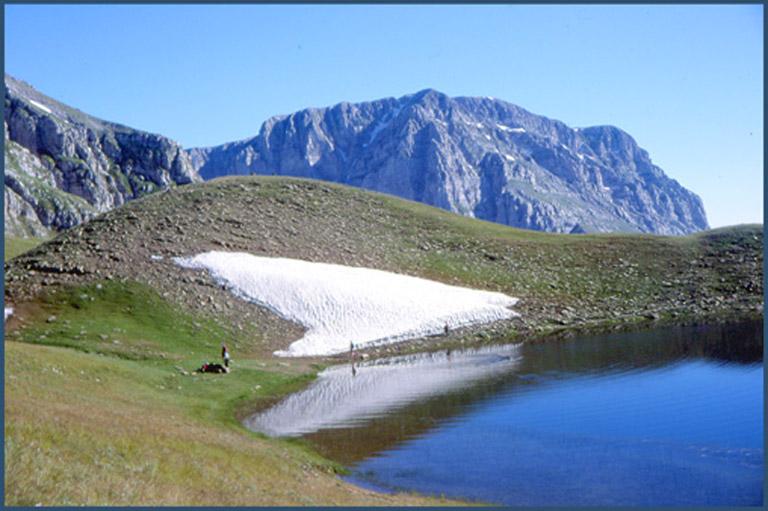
412 87 446 97
190 91 708 235
406 88 451 105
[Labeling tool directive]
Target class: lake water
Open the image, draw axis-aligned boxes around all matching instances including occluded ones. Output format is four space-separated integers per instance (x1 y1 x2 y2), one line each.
247 321 764 506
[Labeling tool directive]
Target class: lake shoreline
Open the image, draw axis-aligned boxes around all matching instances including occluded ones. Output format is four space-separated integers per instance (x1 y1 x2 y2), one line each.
252 317 763 507
238 307 763 422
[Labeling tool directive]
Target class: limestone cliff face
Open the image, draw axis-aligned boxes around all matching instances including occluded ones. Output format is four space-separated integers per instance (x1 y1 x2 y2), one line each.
191 89 708 235
4 77 708 237
4 74 200 237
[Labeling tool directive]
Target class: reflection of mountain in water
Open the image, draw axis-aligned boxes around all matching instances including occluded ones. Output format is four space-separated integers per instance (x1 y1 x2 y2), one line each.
250 321 763 464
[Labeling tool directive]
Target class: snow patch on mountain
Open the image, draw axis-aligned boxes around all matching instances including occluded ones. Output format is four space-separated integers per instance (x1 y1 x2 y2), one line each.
174 251 519 357
29 99 52 114
496 124 526 134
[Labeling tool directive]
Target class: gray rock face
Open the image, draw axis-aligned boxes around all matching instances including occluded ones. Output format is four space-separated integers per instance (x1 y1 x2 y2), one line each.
191 89 708 234
4 74 200 237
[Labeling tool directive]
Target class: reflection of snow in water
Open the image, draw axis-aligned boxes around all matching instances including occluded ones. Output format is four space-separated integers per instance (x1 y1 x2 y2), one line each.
246 344 522 437
174 252 518 357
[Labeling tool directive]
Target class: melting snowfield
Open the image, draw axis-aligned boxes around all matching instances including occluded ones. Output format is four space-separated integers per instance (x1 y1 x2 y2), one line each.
246 344 522 437
174 252 518 357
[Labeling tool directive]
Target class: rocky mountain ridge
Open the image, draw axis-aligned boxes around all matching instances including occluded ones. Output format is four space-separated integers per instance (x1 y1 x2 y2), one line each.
4 77 709 237
4 74 199 237
190 89 708 235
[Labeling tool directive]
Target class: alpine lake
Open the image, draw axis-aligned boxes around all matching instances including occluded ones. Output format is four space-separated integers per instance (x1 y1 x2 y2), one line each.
246 320 763 506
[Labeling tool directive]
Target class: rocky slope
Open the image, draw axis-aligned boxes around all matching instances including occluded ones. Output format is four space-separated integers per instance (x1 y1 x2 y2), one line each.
190 90 708 235
4 74 200 237
5 177 759 358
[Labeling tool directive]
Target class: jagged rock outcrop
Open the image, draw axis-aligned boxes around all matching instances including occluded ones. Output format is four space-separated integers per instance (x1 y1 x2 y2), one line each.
4 74 200 237
190 89 708 234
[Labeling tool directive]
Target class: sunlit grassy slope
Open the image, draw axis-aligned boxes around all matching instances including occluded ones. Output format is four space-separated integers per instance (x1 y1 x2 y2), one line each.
4 235 47 261
4 280 462 506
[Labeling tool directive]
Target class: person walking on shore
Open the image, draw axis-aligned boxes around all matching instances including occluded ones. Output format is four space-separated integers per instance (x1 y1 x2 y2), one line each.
221 343 230 368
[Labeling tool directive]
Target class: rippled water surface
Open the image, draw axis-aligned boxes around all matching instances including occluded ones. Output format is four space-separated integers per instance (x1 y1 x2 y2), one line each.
248 321 763 506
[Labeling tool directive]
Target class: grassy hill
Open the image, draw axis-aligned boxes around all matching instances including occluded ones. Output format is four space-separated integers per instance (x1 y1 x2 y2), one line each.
4 176 763 505
4 235 47 261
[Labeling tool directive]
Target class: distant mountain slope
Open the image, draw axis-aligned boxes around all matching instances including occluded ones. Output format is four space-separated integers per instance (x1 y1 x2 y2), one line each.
189 89 708 235
4 74 200 236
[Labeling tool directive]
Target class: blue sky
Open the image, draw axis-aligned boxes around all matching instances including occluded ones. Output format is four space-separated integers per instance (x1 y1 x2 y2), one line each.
5 4 763 228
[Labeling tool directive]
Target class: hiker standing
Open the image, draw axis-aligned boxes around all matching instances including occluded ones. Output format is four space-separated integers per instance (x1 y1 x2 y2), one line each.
221 343 230 368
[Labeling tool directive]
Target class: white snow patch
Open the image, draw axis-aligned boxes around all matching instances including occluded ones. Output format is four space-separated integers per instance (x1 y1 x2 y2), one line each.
246 344 522 437
497 124 526 134
306 152 320 166
305 137 322 166
29 100 52 114
475 122 484 128
484 134 492 141
504 154 516 162
4 307 13 321
174 252 519 357
150 254 164 261
561 143 585 160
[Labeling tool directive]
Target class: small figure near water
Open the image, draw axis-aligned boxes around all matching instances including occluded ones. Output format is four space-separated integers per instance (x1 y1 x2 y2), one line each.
444 323 450 336
221 343 231 368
